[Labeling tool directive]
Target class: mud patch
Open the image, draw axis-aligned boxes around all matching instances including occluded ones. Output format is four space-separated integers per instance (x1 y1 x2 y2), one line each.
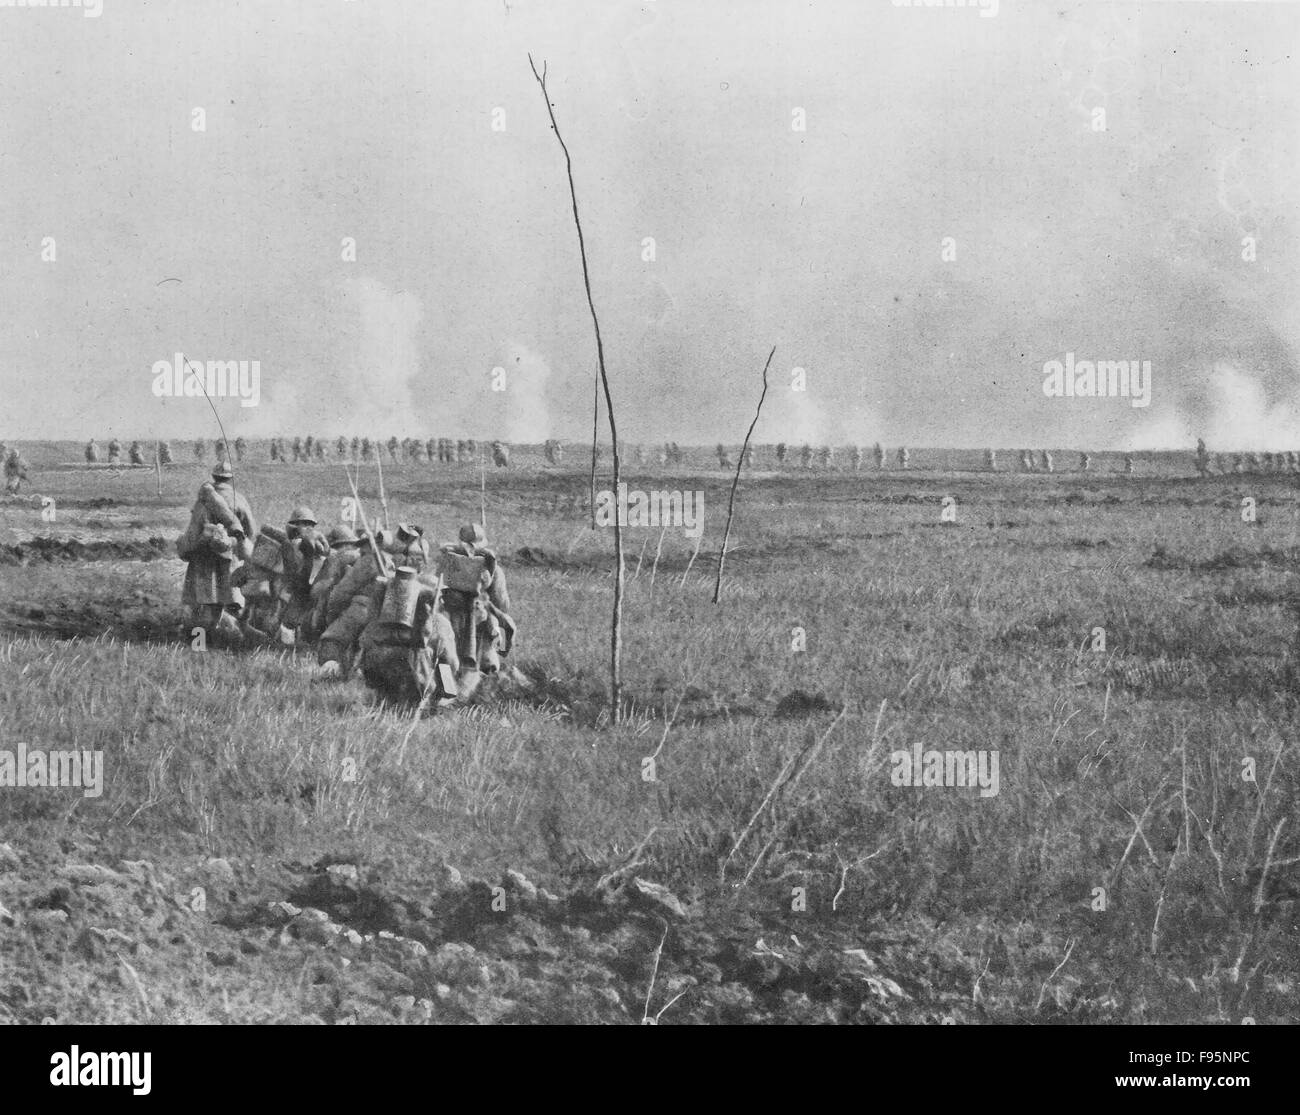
0 536 174 566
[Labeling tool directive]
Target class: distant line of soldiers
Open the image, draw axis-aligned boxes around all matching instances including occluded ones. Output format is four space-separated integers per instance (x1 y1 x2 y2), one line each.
176 461 517 707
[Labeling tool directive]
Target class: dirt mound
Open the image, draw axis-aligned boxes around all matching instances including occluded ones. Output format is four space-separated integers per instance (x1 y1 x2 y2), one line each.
0 536 174 566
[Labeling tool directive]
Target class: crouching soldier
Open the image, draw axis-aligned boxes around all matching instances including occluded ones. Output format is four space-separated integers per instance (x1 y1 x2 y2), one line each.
232 523 293 643
176 461 256 645
358 567 460 707
316 540 392 678
305 526 364 642
277 506 330 644
437 523 516 677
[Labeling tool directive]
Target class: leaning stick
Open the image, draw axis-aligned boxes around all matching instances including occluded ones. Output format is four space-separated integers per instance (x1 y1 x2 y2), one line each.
713 345 776 604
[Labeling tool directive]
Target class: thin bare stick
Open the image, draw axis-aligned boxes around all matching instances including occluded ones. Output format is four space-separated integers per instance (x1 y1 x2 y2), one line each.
1034 936 1077 1013
725 706 847 874
1254 817 1287 915
648 522 667 597
714 345 775 604
641 921 669 1024
679 527 704 589
530 53 625 724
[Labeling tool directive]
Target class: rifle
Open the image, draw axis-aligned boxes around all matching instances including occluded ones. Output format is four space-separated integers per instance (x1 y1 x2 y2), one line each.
375 442 390 530
343 463 391 575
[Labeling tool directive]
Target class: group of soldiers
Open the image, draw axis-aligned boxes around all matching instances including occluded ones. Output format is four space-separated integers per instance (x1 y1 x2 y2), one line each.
176 460 517 708
86 436 514 469
1194 438 1300 477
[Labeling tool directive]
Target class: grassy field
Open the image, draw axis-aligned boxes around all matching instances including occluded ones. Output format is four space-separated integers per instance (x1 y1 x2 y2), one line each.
1 442 1297 1024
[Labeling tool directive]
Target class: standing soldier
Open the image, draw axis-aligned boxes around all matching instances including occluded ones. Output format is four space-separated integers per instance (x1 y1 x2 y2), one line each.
387 436 400 463
336 436 348 459
873 443 885 470
466 439 478 462
717 444 732 470
129 441 146 466
291 436 303 463
350 436 360 462
743 445 754 469
85 438 99 463
159 440 174 466
818 446 834 469
850 445 863 471
424 438 437 464
3 448 29 495
898 446 910 470
492 441 510 468
1195 438 1211 478
107 437 122 464
361 437 373 462
193 438 206 462
1124 454 1135 477
1042 450 1054 474
304 435 315 461
269 439 281 463
234 436 247 462
315 439 326 462
670 442 683 465
800 444 814 469
1079 451 1090 473
455 439 467 464
985 448 996 472
175 460 256 645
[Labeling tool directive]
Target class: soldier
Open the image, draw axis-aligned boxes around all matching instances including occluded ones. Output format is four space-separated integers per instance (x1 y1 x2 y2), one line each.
670 442 683 465
437 523 516 677
898 446 910 470
818 446 834 469
1246 451 1261 474
304 435 315 461
1079 452 1090 473
492 441 510 468
306 526 365 642
107 437 122 464
159 440 173 466
850 445 863 472
1124 454 1135 477
278 506 330 643
873 443 885 470
337 436 348 459
234 436 247 462
3 448 29 495
315 439 326 462
360 437 372 462
269 439 281 463
291 436 303 463
387 436 400 463
175 461 256 645
129 440 146 466
800 444 813 469
466 439 477 462
717 444 732 470
317 537 392 678
85 438 99 464
743 445 754 469
1042 450 1054 474
1195 438 1211 478
358 567 460 707
985 448 996 472
193 438 206 462
350 436 360 462
426 438 438 463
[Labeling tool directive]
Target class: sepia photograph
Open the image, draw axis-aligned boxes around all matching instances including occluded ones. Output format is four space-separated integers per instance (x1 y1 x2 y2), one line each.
0 0 1295 1078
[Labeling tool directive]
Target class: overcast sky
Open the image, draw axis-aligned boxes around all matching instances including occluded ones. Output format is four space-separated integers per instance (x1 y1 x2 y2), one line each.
1 0 1296 449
